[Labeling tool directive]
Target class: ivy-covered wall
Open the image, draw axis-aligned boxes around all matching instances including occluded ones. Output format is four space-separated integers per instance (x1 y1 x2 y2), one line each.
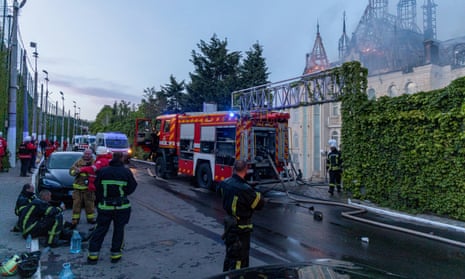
342 72 465 221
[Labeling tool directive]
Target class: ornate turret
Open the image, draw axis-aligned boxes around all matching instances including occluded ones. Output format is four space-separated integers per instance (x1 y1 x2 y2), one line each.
303 22 330 75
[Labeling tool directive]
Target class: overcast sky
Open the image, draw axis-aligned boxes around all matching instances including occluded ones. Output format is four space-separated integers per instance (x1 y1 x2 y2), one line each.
16 0 465 120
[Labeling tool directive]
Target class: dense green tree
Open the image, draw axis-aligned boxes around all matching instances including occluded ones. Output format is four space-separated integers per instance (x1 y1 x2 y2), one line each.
139 87 167 119
239 42 269 88
161 75 185 113
186 34 241 111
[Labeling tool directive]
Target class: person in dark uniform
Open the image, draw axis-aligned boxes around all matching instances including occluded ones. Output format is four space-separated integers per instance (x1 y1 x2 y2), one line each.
12 183 36 232
87 152 138 265
217 160 265 271
326 143 343 195
18 189 69 247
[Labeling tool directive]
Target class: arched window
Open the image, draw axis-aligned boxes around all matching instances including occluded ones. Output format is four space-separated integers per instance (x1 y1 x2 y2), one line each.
388 85 398 97
406 82 417 94
368 88 376 100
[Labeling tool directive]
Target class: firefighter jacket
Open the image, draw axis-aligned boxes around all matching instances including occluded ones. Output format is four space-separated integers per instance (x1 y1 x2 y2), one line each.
19 198 63 236
327 149 342 171
79 154 110 191
217 174 265 228
94 159 137 211
69 157 95 190
0 136 6 156
15 190 36 216
18 142 34 159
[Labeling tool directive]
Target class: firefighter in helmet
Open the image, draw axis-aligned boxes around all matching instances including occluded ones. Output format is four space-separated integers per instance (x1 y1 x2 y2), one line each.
69 149 96 226
326 141 342 195
87 152 137 265
217 160 265 271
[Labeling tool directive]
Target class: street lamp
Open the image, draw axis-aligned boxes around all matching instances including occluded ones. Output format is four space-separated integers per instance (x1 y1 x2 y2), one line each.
30 42 38 138
42 70 49 140
78 107 81 134
60 91 64 148
73 101 76 136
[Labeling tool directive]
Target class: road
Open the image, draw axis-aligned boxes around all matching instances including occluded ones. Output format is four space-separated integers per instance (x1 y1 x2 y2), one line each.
130 161 465 279
3 161 465 278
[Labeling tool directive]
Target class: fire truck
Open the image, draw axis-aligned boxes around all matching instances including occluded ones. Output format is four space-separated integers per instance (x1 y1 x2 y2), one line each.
135 111 290 189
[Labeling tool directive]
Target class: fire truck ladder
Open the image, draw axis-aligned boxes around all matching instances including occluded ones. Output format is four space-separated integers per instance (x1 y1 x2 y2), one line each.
231 62 367 186
232 67 348 113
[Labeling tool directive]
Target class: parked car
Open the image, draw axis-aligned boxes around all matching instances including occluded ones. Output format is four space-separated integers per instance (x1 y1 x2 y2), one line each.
36 151 85 207
205 259 406 279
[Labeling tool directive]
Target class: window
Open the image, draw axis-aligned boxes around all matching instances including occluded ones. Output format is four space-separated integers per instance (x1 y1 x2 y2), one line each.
331 102 340 116
164 120 171 133
368 88 376 100
406 82 417 94
388 85 398 97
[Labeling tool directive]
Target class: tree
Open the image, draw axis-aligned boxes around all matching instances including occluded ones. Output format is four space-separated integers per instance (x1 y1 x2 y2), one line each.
161 75 185 113
186 34 241 111
239 42 269 88
139 87 167 119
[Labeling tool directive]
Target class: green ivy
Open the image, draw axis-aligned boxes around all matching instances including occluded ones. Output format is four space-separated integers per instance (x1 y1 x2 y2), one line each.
341 64 465 220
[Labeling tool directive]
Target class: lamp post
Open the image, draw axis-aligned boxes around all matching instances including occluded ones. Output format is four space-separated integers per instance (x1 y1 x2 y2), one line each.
54 100 58 142
60 91 64 148
42 70 49 140
38 83 43 141
6 0 27 168
73 101 76 137
78 107 81 134
30 42 38 138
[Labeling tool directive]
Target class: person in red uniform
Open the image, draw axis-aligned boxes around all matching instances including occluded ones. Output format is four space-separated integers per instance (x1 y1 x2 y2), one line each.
62 140 68 151
79 147 112 191
18 136 34 177
0 131 7 171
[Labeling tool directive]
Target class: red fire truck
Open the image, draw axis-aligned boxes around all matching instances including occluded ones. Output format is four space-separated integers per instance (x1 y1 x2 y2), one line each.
135 111 290 189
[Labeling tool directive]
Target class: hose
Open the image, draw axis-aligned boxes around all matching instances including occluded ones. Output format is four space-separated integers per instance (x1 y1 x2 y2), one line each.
267 191 465 249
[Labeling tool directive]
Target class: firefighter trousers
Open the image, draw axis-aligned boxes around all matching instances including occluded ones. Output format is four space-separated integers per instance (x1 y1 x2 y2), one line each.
23 213 63 246
328 170 342 194
223 227 251 271
88 207 131 260
72 190 96 224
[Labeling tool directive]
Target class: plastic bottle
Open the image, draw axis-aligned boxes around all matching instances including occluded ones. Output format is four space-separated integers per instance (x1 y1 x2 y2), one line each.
58 262 74 279
26 234 32 250
69 230 81 254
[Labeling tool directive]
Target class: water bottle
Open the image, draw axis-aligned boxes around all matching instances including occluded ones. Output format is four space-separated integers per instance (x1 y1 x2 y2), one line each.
26 234 32 250
58 262 74 279
69 230 81 254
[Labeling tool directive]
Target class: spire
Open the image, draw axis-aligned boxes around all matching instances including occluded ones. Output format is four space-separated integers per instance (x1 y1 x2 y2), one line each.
338 11 350 61
303 21 330 75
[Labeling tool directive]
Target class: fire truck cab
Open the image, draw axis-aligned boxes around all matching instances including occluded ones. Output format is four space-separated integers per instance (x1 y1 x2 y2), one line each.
144 111 289 190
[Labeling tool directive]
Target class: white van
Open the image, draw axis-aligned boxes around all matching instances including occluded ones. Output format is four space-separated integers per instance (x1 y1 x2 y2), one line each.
94 132 131 159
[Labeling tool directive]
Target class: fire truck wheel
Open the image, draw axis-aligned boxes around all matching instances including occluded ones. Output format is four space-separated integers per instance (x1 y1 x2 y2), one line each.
155 157 167 179
196 162 212 190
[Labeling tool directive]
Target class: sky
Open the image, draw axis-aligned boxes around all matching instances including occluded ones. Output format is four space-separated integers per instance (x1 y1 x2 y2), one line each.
16 0 465 120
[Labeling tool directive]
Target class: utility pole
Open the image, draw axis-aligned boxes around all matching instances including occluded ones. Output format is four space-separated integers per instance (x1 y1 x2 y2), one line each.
38 83 43 141
60 91 64 147
7 0 27 168
30 42 38 139
42 70 49 140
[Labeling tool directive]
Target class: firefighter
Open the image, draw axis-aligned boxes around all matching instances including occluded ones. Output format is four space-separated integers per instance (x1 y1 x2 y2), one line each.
18 136 33 177
217 160 265 271
87 152 137 265
69 149 96 226
12 183 36 232
326 143 343 195
19 190 69 247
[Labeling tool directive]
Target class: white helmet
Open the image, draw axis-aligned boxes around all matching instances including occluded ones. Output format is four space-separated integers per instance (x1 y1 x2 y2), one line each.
24 136 32 142
96 146 109 155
